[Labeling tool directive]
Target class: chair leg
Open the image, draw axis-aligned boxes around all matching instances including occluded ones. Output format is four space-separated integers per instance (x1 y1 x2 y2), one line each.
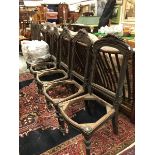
84 135 91 155
59 113 67 135
55 106 66 135
45 98 54 111
112 113 118 135
36 81 43 94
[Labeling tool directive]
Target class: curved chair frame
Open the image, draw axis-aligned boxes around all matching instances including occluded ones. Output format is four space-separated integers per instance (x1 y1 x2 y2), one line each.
59 35 132 155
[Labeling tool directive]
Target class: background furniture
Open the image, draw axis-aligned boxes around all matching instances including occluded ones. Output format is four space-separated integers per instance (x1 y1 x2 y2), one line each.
32 6 47 23
46 4 59 23
58 3 69 25
19 8 33 38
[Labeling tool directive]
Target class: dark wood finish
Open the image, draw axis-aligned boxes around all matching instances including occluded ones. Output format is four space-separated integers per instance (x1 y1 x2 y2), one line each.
70 29 92 84
59 27 72 71
50 27 60 64
42 29 93 134
59 35 132 155
120 50 135 123
36 27 70 93
89 39 135 123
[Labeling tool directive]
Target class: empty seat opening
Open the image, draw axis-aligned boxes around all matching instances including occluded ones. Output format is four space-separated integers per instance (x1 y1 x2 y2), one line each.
65 99 107 124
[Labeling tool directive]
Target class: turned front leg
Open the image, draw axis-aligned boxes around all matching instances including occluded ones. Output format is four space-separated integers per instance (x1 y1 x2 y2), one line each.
55 106 66 135
84 134 91 155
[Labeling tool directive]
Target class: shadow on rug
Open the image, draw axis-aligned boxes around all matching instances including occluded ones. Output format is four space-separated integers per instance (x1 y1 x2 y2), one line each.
41 114 135 155
19 73 135 155
19 72 34 82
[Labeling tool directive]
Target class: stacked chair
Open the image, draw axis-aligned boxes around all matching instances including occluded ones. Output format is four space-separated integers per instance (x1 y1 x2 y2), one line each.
35 27 72 94
42 29 93 134
29 25 58 81
30 26 71 95
28 24 133 154
26 25 57 93
58 35 132 155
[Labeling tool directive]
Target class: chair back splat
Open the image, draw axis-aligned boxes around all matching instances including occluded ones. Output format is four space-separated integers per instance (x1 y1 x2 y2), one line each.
59 27 72 73
70 29 93 87
89 35 132 105
46 26 52 48
31 23 42 40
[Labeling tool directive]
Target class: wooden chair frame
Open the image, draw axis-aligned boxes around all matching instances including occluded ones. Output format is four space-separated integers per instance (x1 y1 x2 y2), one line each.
58 35 132 155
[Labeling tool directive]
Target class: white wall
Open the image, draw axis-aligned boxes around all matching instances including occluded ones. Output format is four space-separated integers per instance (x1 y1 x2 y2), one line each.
23 0 85 6
24 0 96 7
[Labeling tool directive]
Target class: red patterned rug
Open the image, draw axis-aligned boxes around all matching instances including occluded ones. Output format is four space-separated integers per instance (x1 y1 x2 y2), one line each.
19 72 34 82
119 145 135 155
19 73 59 137
19 73 135 154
